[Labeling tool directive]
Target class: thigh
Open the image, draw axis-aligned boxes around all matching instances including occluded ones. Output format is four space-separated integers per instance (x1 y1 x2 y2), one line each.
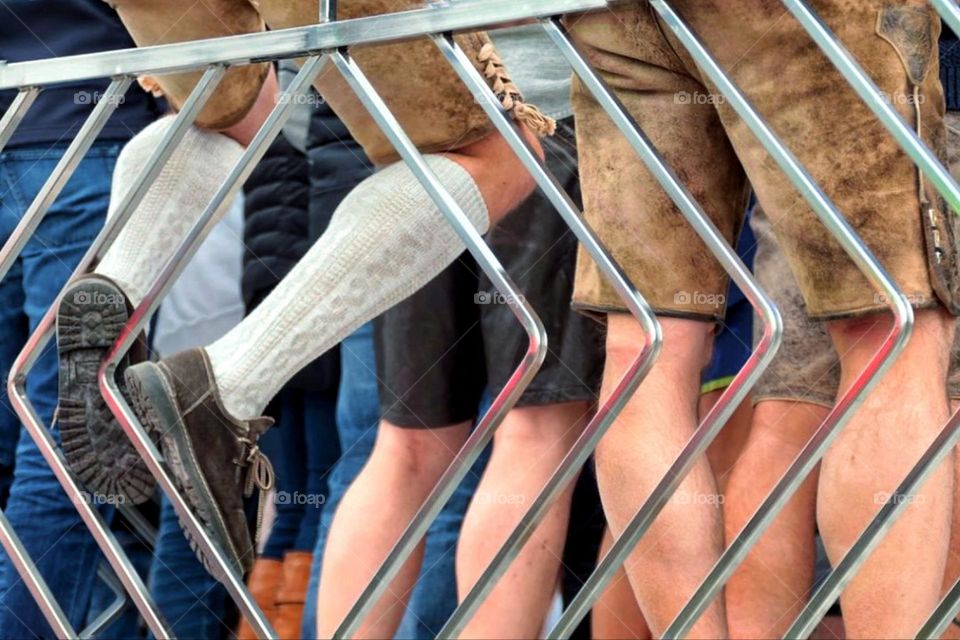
258 0 497 165
566 4 748 323
681 0 952 319
105 0 268 128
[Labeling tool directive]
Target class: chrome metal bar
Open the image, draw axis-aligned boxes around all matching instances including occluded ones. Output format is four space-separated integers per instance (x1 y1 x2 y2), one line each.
0 88 40 152
640 1 912 636
330 49 547 639
789 407 960 638
432 29 773 638
0 0 608 90
0 77 131 283
919 573 960 638
80 564 127 639
0 86 73 639
7 66 228 640
118 504 158 549
320 0 336 22
0 510 74 637
930 0 960 46
99 57 327 640
783 0 960 214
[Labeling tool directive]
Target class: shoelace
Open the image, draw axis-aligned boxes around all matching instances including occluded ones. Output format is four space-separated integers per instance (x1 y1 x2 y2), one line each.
477 42 557 137
237 437 275 547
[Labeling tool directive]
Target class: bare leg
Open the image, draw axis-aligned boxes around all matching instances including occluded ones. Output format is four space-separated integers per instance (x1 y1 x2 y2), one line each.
819 309 954 638
700 389 753 494
596 314 725 639
591 528 651 640
941 400 960 640
458 402 590 639
316 420 470 638
724 400 829 638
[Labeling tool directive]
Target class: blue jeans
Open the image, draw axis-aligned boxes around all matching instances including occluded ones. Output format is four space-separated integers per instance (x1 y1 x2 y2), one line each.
148 495 229 639
84 523 152 640
301 323 486 639
0 142 122 639
259 388 340 557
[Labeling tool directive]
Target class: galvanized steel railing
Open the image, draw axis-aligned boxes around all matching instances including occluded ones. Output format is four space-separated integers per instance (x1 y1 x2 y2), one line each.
0 1 958 638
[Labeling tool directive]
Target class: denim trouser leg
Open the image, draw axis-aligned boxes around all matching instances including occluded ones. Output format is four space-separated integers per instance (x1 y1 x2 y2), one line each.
0 257 27 508
84 525 153 639
0 143 122 639
294 393 339 553
261 386 340 558
148 494 229 639
301 323 485 640
260 389 309 559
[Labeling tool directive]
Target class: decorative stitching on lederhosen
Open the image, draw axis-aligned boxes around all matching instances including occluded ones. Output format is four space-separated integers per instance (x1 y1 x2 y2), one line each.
877 5 960 314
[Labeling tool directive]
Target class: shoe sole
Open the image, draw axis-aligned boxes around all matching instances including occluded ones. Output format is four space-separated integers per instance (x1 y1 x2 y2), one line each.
124 363 244 581
57 278 155 504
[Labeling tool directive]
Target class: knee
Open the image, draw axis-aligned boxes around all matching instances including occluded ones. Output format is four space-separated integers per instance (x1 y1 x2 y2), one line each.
368 420 468 480
451 129 542 223
493 402 589 453
829 307 954 372
605 314 712 380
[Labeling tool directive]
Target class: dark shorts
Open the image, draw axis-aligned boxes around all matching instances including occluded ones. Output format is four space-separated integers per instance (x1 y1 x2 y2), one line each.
375 119 606 428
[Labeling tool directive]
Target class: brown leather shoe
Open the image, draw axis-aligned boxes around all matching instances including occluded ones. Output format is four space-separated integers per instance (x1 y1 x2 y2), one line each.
273 551 313 640
123 348 274 579
236 557 283 640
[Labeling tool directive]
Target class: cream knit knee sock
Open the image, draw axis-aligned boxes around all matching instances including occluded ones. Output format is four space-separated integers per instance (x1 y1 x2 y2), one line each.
205 155 489 420
95 116 244 305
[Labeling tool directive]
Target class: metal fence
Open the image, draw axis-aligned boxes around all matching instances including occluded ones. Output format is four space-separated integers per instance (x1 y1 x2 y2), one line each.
0 0 959 637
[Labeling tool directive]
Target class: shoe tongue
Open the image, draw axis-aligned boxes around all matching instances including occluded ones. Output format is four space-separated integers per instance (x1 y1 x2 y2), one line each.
247 416 274 437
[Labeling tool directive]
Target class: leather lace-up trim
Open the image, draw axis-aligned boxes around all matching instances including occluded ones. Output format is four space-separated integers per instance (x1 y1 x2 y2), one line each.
477 42 556 137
